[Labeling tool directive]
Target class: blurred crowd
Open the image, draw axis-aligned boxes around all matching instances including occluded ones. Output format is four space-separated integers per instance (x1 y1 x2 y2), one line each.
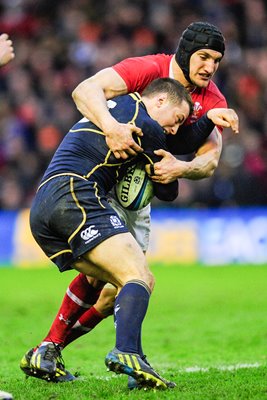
0 0 266 210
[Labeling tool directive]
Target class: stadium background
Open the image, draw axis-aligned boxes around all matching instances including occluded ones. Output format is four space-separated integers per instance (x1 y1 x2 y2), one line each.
0 0 266 266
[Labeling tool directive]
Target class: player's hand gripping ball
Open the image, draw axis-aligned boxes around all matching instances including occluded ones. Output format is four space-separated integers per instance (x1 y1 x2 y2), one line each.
115 161 154 210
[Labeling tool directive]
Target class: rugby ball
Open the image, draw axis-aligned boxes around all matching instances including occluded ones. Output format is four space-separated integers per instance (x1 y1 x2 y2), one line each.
115 161 154 210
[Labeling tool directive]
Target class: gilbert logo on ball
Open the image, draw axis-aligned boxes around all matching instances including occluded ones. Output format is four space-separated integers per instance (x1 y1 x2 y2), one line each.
115 161 154 210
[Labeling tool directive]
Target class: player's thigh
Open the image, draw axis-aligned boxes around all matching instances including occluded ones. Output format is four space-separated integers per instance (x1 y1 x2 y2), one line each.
32 175 130 273
78 232 149 287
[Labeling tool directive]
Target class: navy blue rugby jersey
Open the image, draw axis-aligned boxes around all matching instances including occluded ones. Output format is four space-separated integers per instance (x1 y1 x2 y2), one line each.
40 92 178 201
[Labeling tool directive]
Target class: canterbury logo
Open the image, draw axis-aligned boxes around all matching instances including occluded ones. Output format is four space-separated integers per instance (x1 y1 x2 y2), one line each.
81 226 99 241
118 353 141 370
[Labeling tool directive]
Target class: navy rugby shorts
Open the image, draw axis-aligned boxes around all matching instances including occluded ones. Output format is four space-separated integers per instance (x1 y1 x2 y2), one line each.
30 175 129 272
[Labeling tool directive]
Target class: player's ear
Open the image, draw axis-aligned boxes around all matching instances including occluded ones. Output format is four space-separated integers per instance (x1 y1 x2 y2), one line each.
156 93 167 108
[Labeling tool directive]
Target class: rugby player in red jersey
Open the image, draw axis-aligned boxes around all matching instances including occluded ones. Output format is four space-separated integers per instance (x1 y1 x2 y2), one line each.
20 22 239 388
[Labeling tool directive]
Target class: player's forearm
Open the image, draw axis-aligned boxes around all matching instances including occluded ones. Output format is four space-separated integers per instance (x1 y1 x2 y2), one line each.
178 151 219 180
180 129 222 180
150 129 222 184
72 80 117 131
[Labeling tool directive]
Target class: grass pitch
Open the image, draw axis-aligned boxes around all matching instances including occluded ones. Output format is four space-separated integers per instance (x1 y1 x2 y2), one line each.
1 264 267 399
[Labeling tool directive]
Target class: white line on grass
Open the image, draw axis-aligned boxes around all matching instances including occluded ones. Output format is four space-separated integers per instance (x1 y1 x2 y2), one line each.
181 363 262 373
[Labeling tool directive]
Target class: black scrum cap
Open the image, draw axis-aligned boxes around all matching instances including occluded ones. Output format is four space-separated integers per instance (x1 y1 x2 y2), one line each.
175 22 225 83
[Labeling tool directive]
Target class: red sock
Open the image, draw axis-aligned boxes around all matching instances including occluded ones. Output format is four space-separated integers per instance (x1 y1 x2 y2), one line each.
41 273 101 346
63 306 105 347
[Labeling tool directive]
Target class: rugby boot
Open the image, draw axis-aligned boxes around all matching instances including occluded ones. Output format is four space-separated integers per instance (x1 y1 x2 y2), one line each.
105 348 167 390
53 356 77 383
30 343 63 374
127 355 176 390
20 346 76 382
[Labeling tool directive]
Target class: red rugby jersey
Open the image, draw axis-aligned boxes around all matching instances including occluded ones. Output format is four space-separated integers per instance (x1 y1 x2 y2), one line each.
113 54 227 131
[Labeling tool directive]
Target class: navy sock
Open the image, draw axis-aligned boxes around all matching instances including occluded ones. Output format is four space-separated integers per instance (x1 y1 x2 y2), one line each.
114 280 150 354
137 330 144 358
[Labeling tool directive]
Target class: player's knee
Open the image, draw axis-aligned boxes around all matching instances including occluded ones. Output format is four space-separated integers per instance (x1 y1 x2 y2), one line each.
112 251 149 287
133 267 154 291
141 269 155 292
122 264 151 287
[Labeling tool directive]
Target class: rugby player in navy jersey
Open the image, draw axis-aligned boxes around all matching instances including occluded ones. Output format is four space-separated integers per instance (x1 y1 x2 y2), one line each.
20 23 239 387
20 79 236 387
25 78 194 390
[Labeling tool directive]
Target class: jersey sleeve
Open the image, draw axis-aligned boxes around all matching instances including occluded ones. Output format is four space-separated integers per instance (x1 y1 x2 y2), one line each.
205 97 227 134
190 82 227 134
207 96 228 133
152 179 179 201
166 113 215 155
112 56 162 93
138 119 178 202
201 84 227 134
